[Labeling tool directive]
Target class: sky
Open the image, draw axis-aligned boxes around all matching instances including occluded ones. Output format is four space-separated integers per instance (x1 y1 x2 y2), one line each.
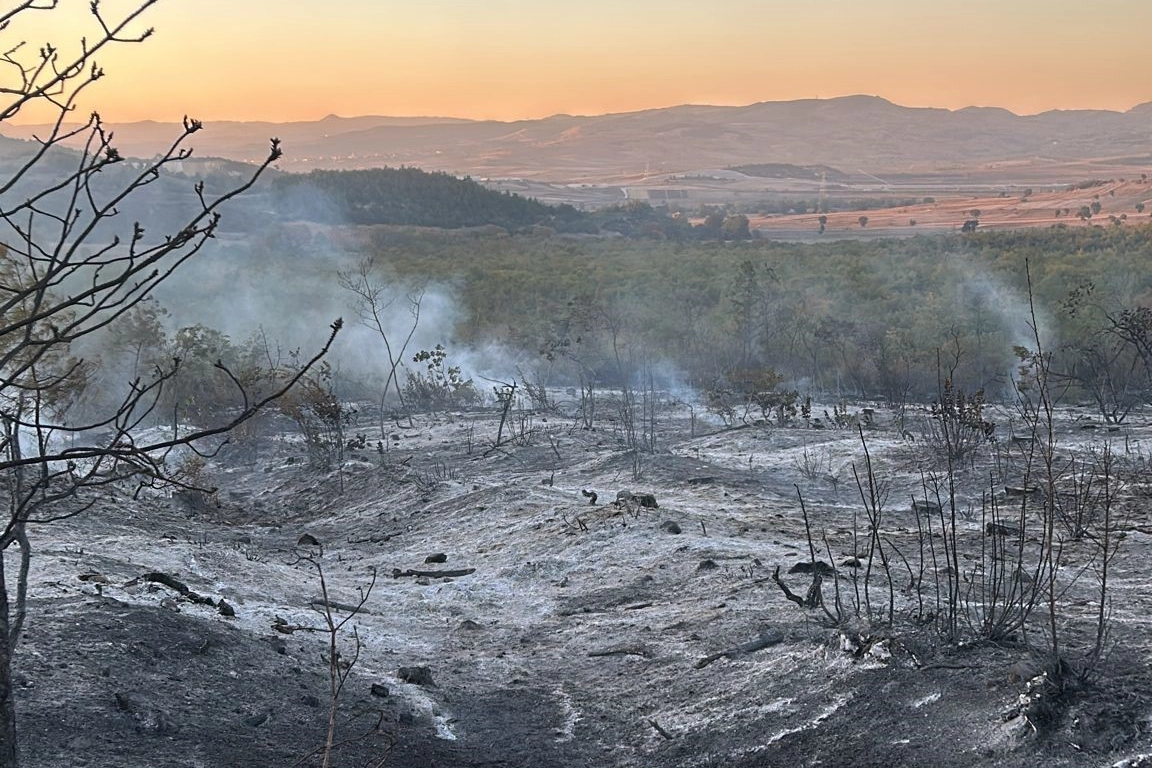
7 0 1152 123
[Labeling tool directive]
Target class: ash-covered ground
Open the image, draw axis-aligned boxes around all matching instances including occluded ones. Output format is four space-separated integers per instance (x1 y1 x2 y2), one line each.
12 398 1152 767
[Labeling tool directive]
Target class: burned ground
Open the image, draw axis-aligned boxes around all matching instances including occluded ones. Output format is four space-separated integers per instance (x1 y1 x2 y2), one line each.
11 402 1152 767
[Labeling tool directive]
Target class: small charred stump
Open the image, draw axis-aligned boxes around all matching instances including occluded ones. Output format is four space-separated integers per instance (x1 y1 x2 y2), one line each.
772 565 825 609
615 491 658 509
788 561 835 577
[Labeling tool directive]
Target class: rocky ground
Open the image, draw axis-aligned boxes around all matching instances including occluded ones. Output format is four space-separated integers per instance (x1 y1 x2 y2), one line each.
11 398 1152 767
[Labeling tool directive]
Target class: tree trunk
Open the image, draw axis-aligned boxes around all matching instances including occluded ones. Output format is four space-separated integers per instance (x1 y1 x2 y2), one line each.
0 553 18 768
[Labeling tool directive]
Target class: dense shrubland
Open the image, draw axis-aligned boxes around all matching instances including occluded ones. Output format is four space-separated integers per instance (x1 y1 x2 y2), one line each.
162 222 1152 420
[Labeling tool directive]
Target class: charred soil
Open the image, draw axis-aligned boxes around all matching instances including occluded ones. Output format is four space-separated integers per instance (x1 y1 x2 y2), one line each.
11 403 1152 767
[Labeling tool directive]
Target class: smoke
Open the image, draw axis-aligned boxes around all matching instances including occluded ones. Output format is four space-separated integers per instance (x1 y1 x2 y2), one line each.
952 267 1056 397
146 245 481 396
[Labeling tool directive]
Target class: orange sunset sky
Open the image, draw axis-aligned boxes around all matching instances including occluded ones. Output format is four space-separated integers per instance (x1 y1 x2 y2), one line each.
8 0 1152 123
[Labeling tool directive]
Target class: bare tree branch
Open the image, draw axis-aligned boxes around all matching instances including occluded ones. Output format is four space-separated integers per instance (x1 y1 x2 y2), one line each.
0 5 332 764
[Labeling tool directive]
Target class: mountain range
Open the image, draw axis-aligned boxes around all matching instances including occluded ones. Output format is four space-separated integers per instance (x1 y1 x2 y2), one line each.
3 95 1150 187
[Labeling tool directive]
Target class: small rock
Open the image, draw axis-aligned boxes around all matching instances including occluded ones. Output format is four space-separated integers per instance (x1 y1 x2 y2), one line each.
301 694 320 708
370 683 390 698
696 559 719 571
912 500 942 516
398 666 435 687
138 708 179 735
297 533 321 547
985 522 1022 538
458 619 483 631
217 599 235 617
114 692 137 713
1008 659 1044 683
991 713 1034 752
866 639 892 661
243 710 269 727
659 521 682 535
1004 486 1040 498
424 552 448 564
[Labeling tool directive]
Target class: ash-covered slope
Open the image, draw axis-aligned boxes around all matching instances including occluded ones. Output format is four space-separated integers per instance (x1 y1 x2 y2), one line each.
14 404 1152 767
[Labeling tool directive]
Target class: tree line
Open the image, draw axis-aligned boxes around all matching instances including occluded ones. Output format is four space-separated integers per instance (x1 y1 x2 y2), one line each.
190 219 1152 417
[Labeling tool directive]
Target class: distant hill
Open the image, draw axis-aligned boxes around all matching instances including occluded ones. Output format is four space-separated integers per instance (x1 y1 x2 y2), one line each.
3 96 1150 184
271 167 583 230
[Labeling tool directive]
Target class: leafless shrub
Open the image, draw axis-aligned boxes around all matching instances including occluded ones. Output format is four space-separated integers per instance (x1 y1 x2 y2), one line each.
403 345 481 412
517 368 553 412
703 367 799 427
795 444 834 481
338 258 424 426
278 361 355 471
291 547 384 768
409 459 460 494
922 378 996 466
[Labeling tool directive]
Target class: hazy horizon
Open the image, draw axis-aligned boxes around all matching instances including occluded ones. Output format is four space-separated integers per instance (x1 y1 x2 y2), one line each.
9 91 1152 128
8 0 1151 124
